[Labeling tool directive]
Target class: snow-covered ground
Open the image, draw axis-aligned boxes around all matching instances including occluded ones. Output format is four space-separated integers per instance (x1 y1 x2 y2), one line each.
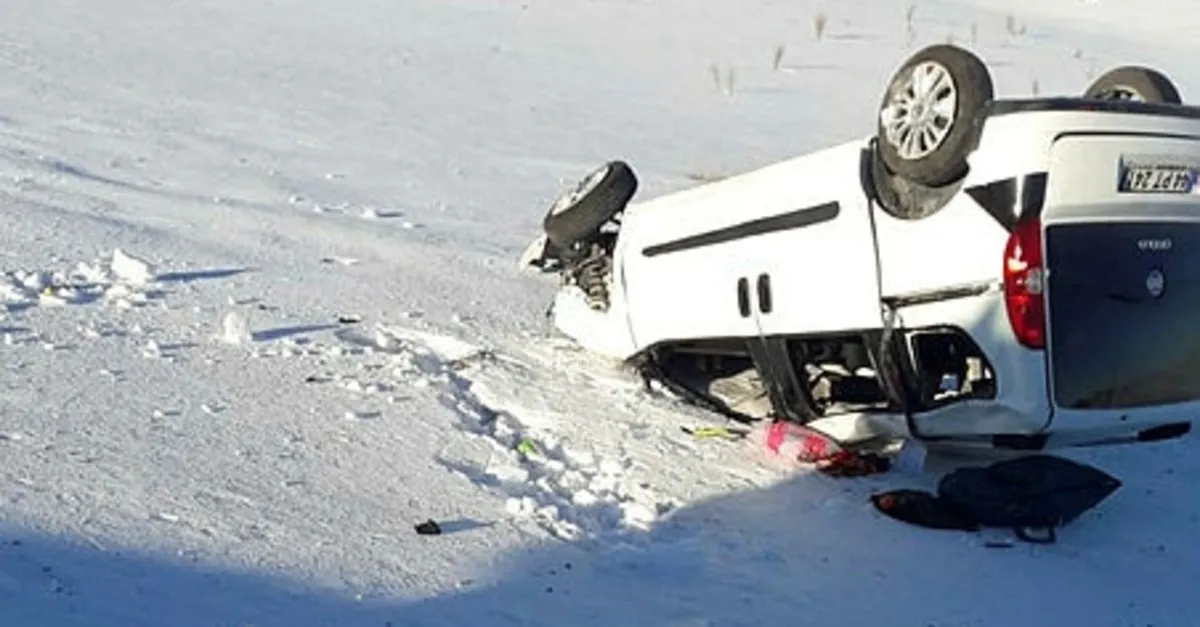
2 1 1199 625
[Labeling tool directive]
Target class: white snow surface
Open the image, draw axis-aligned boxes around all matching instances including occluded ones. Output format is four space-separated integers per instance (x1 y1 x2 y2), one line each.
1 1 1199 625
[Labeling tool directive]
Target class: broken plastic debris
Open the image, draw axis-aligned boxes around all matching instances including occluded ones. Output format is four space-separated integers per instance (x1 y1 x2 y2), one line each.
680 424 750 440
516 438 540 458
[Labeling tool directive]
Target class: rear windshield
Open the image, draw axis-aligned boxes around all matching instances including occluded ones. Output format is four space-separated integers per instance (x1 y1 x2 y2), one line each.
1046 221 1200 409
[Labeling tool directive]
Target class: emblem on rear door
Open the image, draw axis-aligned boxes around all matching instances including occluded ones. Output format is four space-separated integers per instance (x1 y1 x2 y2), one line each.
1146 268 1166 299
1138 238 1172 251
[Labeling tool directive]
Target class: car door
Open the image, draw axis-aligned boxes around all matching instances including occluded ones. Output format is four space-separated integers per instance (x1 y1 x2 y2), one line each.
619 141 884 350
744 143 885 338
617 191 765 350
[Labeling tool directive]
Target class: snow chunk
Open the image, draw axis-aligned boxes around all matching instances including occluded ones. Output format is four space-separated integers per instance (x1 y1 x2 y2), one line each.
111 249 156 284
219 311 253 345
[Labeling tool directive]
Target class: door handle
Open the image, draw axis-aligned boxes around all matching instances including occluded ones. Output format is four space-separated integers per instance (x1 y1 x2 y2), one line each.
737 278 750 317
756 273 772 314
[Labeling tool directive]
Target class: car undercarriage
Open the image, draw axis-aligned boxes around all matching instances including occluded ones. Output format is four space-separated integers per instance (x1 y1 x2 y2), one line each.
635 326 999 430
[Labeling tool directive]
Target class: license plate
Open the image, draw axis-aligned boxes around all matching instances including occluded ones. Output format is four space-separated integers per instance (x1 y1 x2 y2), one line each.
1119 164 1197 194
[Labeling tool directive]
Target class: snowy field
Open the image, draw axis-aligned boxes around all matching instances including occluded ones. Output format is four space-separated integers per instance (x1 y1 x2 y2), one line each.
2 1 1200 625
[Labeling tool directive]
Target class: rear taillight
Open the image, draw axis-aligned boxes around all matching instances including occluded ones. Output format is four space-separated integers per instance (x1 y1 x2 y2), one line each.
1003 218 1046 349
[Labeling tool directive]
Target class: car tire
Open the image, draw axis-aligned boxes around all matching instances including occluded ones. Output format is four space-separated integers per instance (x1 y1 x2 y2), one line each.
876 44 994 187
542 160 638 248
1083 66 1182 104
867 140 962 220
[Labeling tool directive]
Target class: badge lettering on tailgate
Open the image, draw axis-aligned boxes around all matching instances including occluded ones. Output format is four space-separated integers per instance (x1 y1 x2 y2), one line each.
1137 238 1173 251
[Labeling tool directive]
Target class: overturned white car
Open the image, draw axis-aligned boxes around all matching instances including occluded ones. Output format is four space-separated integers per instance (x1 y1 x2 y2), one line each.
521 44 1199 452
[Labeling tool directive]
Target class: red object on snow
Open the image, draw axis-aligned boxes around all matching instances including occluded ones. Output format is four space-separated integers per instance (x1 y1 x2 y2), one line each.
763 420 892 477
765 420 841 463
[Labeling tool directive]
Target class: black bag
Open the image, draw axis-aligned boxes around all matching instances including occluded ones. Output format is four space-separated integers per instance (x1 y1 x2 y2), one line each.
872 454 1123 543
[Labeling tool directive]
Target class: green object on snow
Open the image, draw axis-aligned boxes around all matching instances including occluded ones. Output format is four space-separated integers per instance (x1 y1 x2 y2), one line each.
517 438 539 456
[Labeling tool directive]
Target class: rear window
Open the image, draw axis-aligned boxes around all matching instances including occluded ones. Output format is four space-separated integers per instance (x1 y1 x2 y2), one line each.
1046 221 1200 409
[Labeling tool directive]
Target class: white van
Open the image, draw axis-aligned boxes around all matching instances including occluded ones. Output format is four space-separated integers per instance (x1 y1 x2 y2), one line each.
520 44 1198 452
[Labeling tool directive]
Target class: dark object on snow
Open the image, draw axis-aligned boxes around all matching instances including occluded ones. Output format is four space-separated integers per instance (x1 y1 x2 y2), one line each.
940 455 1122 542
414 519 442 536
336 315 363 324
871 454 1122 543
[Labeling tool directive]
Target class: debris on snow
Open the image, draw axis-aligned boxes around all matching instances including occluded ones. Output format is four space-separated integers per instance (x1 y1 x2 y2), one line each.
414 519 442 535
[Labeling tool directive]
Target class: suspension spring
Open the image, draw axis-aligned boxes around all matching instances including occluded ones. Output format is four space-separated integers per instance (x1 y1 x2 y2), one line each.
565 242 612 311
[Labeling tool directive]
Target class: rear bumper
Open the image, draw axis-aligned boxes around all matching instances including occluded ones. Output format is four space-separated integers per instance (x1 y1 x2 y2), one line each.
922 419 1192 452
1043 420 1192 449
916 401 1195 450
1048 402 1200 445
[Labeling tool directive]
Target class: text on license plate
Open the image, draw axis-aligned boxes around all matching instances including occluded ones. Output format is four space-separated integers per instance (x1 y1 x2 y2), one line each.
1119 165 1198 193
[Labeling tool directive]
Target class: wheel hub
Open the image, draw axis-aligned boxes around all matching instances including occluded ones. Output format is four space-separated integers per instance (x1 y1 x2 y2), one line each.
1104 85 1144 101
880 61 959 161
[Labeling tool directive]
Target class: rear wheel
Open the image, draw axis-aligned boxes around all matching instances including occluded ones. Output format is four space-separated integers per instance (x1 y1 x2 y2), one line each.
1083 66 1182 104
876 44 994 187
542 160 638 248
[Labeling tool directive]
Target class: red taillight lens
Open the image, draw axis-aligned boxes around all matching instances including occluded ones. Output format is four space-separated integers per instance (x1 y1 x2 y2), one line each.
1003 218 1046 349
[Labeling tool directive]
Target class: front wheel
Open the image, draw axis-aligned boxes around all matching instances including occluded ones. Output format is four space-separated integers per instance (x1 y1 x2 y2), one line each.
542 160 638 248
